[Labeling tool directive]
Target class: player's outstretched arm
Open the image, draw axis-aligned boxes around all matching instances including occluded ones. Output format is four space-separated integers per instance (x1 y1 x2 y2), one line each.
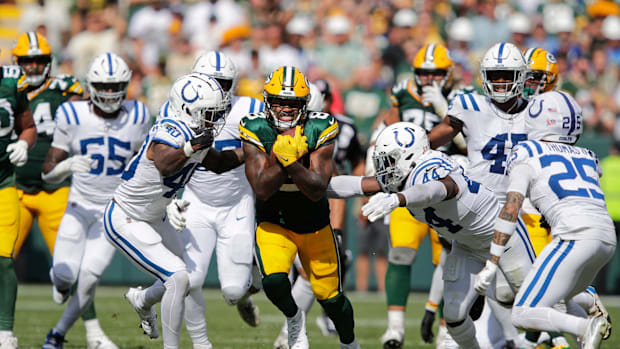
202 147 244 174
243 142 286 200
326 175 382 199
285 142 334 202
428 116 462 149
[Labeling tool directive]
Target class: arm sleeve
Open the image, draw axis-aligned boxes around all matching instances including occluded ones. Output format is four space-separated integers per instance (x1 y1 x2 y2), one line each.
402 180 448 208
326 175 364 199
51 105 72 153
152 122 188 149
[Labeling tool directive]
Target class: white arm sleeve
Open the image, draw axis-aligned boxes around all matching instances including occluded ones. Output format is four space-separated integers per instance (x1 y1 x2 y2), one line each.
326 176 364 199
402 180 448 208
506 163 532 196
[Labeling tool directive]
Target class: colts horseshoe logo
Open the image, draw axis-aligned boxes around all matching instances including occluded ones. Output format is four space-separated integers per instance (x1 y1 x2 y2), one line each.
181 80 199 103
528 99 543 118
394 127 416 148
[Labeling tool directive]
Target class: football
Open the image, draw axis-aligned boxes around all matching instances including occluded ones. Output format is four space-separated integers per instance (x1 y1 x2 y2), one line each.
269 127 298 165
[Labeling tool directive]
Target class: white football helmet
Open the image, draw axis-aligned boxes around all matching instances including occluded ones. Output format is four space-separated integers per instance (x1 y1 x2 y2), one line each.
307 82 325 112
192 51 237 109
373 122 430 193
168 73 228 133
480 42 527 103
87 53 132 113
526 91 583 144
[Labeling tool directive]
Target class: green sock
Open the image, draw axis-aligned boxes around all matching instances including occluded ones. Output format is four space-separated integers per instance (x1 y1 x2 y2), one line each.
81 301 97 321
439 299 444 320
262 273 297 317
525 331 541 343
385 263 411 307
0 257 17 331
318 293 355 344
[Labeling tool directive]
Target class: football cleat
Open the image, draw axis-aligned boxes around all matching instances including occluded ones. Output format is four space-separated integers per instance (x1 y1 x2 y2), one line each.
381 327 404 349
315 313 338 337
586 286 611 340
0 333 18 349
237 298 260 327
287 309 309 349
339 338 361 349
86 333 118 349
274 330 289 349
193 343 213 349
42 329 65 349
581 317 609 349
125 287 159 339
52 285 70 305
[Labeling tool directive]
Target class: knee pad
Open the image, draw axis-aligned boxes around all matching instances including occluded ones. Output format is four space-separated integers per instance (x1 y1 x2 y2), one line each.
495 285 515 306
388 247 417 265
443 298 467 324
52 264 78 291
222 285 247 305
510 306 527 329
165 270 190 296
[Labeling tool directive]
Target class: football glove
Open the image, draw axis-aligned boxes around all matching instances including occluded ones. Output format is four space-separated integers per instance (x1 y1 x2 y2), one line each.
362 193 400 222
184 129 214 157
420 310 436 343
272 126 308 167
474 260 497 295
422 82 448 119
166 199 190 232
6 139 28 167
41 155 94 184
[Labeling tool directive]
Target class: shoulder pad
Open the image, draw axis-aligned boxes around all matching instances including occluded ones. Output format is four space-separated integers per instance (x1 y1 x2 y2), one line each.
55 75 84 95
305 112 338 150
239 112 270 152
409 153 455 186
391 80 410 94
506 141 537 174
124 100 150 125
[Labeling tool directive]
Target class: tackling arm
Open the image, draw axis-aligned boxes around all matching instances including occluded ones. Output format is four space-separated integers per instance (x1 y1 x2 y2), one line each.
202 147 244 174
428 116 463 149
243 142 286 200
148 142 190 177
285 142 334 202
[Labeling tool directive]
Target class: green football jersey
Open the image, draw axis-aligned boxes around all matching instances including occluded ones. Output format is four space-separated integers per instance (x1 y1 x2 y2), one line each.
239 111 339 234
0 65 29 189
15 75 83 193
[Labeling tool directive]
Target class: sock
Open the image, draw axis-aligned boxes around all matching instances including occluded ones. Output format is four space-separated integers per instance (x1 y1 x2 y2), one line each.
81 302 97 321
262 273 298 317
385 263 411 307
145 280 165 308
428 262 444 306
291 276 315 313
525 331 541 343
512 306 589 337
56 270 98 334
571 291 595 313
0 257 17 331
387 310 405 330
184 287 210 346
447 317 480 349
566 299 588 318
318 293 355 344
0 330 14 337
161 271 189 349
487 299 519 341
84 318 105 338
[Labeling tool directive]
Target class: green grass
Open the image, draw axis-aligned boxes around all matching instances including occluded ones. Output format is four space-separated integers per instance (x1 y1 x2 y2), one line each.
13 285 620 348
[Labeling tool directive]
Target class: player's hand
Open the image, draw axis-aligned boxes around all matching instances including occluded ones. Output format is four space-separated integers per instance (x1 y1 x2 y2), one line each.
292 126 308 159
422 82 448 118
420 310 436 343
272 135 299 167
474 260 497 295
6 139 28 167
362 193 400 222
68 155 94 173
191 129 215 150
166 199 190 232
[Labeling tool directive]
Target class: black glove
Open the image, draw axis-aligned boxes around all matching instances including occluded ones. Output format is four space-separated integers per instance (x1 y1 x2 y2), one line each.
420 309 436 343
190 129 214 150
540 215 551 230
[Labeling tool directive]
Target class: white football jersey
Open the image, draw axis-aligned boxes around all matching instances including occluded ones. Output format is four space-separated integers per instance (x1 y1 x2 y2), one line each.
113 116 208 221
404 150 498 251
448 93 529 203
507 140 615 244
171 96 264 206
52 100 150 208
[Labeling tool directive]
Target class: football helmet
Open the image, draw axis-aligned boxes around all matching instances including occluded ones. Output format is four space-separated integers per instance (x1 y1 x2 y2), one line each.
526 91 582 144
168 73 227 133
480 42 527 103
263 66 310 131
86 53 132 113
413 43 454 94
373 122 430 193
192 51 237 109
307 82 325 112
523 48 559 98
12 31 52 86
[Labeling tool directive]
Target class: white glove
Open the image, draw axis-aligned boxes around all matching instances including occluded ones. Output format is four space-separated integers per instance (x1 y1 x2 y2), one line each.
6 140 28 167
362 193 400 222
422 82 448 119
68 155 95 173
166 199 190 232
41 155 94 184
474 260 498 295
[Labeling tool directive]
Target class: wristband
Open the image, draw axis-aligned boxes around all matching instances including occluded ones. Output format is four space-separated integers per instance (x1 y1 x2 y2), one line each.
494 218 517 235
183 141 194 157
490 242 506 258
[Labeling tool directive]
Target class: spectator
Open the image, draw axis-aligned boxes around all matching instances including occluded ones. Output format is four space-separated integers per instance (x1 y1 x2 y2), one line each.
470 0 510 53
220 25 253 78
381 9 417 82
508 12 531 51
603 15 620 66
127 0 174 75
183 0 247 52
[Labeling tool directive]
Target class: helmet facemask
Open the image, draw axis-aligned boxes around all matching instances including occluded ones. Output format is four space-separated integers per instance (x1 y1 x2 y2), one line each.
89 81 129 113
481 68 525 103
523 70 556 99
16 54 51 87
193 102 228 135
373 150 412 193
264 94 308 131
414 68 452 94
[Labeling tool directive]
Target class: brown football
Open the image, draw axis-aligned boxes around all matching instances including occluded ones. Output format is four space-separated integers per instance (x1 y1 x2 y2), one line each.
269 127 307 166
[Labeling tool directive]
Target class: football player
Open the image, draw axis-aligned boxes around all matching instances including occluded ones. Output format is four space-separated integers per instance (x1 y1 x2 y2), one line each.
0 63 36 349
11 32 116 348
240 66 359 349
474 91 614 349
108 73 243 349
40 53 149 348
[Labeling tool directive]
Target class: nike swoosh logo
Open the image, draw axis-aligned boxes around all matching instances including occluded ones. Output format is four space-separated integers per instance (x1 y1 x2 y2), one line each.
276 154 289 162
236 216 246 221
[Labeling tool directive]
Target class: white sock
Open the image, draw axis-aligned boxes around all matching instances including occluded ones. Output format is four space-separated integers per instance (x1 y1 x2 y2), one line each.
56 270 98 335
571 291 595 313
292 276 315 313
428 252 445 306
144 280 165 308
387 310 405 330
447 317 480 349
184 287 210 346
84 318 105 338
566 299 588 318
512 306 589 337
161 272 189 349
0 330 14 336
487 299 519 341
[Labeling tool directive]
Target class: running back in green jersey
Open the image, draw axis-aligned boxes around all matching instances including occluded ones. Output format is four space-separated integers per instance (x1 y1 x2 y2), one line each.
240 111 339 234
15 75 83 193
0 65 29 189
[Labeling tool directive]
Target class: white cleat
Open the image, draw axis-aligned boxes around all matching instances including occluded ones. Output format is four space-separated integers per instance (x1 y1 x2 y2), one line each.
315 313 338 337
0 333 18 349
436 325 447 349
274 330 289 349
287 309 309 349
340 338 361 349
441 328 458 349
87 334 118 349
582 317 610 349
125 287 159 339
586 286 612 340
381 328 404 349
52 285 70 305
193 343 213 349
237 298 260 327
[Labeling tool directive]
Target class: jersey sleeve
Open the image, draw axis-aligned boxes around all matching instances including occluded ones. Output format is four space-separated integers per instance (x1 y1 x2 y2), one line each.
446 93 468 123
59 75 84 96
506 142 536 195
152 119 190 149
134 104 151 151
239 113 270 153
306 112 338 150
51 103 73 152
409 154 455 186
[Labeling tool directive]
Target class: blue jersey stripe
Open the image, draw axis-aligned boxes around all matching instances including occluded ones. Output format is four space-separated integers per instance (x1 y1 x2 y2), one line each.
107 53 113 76
516 219 536 262
163 101 170 117
459 94 468 110
497 42 505 64
159 119 190 141
558 91 576 135
214 139 241 151
250 98 256 113
122 134 150 180
530 240 574 306
141 103 147 124
520 142 533 157
68 102 80 125
133 100 139 124
60 104 71 124
531 140 543 154
258 101 265 112
516 240 565 306
411 158 454 184
467 94 480 111
215 51 221 71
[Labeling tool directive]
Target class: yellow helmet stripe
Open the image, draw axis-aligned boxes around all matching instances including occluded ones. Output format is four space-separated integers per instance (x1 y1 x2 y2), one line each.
525 48 538 63
425 43 436 64
27 31 38 51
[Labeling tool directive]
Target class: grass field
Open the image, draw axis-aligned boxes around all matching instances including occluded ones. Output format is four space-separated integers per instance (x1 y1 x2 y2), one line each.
13 285 620 348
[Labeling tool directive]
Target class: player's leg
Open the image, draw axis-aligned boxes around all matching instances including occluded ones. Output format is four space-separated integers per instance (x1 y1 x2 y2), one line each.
13 189 35 257
422 243 446 344
0 186 19 347
512 238 615 343
298 225 358 348
34 187 70 255
442 244 484 349
104 201 188 348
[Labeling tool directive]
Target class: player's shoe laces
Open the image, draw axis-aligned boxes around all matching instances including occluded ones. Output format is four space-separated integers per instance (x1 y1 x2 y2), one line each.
42 329 65 349
340 338 361 349
237 298 260 327
52 285 70 305
381 327 404 349
315 313 338 337
0 333 18 349
287 309 309 349
585 286 611 340
125 287 159 339
581 316 610 349
86 333 118 349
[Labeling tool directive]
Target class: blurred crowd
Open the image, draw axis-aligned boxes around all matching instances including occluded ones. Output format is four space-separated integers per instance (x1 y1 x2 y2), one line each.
1 0 620 146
